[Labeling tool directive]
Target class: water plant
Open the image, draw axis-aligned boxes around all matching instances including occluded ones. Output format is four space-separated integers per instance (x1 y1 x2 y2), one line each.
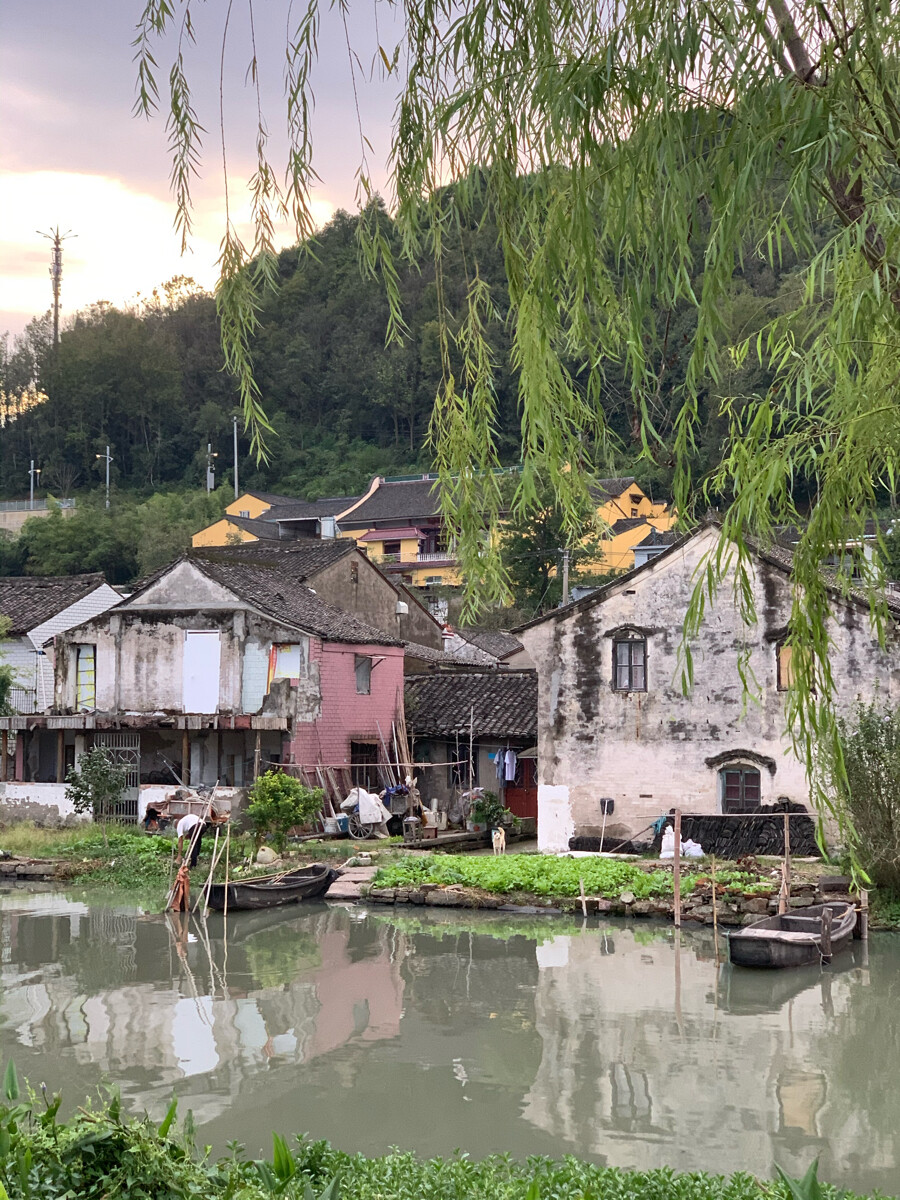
0 1067 869 1200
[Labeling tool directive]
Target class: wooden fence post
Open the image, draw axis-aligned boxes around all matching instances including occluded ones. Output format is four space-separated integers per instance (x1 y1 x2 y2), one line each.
673 809 682 929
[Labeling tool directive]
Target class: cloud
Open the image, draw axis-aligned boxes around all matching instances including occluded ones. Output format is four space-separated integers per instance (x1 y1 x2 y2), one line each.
0 170 336 335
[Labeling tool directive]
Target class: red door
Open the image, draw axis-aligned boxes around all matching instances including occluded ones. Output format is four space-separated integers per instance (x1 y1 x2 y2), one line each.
505 757 537 819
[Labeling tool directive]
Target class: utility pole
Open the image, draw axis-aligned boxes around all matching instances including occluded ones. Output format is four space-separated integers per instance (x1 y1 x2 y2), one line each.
28 460 40 509
561 547 570 606
233 416 239 499
206 442 217 493
95 445 112 508
37 226 76 345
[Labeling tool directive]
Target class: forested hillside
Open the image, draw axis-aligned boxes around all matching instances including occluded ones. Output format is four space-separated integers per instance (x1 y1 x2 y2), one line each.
1 196 811 509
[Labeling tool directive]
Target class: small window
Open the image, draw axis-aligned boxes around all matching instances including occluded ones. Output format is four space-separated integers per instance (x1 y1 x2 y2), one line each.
239 509 250 518
721 767 761 814
75 645 96 709
776 642 794 692
613 637 646 691
270 643 305 684
382 540 402 557
355 654 372 694
631 507 639 517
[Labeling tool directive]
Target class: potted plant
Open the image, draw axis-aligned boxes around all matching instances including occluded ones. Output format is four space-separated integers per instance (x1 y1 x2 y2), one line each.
469 790 506 834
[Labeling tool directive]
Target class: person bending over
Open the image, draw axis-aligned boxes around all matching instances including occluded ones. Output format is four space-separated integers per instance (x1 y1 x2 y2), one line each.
176 807 219 868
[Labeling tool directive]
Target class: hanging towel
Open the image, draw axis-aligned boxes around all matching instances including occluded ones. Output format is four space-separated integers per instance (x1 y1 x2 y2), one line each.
504 749 517 782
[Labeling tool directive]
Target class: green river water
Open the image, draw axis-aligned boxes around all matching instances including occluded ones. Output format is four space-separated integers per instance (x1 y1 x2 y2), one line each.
0 887 896 1194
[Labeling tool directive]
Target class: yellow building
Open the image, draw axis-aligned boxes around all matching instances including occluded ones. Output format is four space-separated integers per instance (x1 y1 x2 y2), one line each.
337 476 462 588
586 476 676 574
191 492 358 548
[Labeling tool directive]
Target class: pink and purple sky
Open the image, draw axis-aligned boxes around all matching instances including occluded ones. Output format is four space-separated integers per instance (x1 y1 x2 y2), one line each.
1 1 401 338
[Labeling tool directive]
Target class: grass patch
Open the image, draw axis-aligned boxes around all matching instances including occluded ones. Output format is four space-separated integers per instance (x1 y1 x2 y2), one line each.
0 821 100 859
372 853 700 898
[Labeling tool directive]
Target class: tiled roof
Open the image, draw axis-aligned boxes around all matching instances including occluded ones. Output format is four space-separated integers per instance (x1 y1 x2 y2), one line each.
225 515 282 540
0 574 108 635
186 546 399 645
635 527 679 548
405 670 537 738
192 539 355 580
590 476 637 503
403 641 454 664
266 496 361 522
242 490 301 506
341 478 442 525
454 627 523 659
609 516 649 534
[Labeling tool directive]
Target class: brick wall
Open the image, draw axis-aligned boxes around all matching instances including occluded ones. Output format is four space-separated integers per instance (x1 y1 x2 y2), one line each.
289 640 404 771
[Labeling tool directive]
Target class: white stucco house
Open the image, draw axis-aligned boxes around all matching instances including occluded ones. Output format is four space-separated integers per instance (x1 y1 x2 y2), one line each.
516 523 899 852
0 574 122 716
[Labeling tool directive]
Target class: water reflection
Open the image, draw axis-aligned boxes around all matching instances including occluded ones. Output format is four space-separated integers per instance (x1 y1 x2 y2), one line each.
0 888 897 1194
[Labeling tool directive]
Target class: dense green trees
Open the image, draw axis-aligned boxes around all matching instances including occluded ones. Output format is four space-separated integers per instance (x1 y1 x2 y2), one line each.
1 200 804 510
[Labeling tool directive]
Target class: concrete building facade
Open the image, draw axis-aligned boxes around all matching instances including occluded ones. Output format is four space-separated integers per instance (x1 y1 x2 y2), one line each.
517 524 899 851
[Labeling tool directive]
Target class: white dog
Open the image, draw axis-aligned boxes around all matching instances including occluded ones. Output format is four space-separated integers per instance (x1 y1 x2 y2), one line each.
491 826 506 855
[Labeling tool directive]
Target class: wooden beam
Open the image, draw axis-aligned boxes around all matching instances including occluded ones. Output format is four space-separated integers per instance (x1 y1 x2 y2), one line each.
182 729 190 787
673 809 682 929
56 729 65 784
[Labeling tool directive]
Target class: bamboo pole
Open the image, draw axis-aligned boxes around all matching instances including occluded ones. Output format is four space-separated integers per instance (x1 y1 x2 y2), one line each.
859 887 869 942
197 826 221 914
579 877 587 918
673 810 682 928
711 854 719 964
223 824 230 920
783 811 792 896
182 730 190 786
821 904 833 961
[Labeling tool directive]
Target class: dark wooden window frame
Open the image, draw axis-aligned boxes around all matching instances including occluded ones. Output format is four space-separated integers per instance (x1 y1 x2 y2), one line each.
720 766 762 814
613 636 647 692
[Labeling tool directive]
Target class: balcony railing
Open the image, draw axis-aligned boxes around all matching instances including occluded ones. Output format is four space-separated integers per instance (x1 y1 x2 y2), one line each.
416 551 454 563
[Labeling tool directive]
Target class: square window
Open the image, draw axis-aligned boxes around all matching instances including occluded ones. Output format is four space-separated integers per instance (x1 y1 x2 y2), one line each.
355 655 372 695
382 540 402 557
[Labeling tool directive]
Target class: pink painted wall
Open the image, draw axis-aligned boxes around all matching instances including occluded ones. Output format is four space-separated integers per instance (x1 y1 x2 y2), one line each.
289 640 404 770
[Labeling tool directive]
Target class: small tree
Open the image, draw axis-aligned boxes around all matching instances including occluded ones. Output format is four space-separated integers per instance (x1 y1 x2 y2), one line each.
837 701 900 891
65 747 128 844
246 771 323 853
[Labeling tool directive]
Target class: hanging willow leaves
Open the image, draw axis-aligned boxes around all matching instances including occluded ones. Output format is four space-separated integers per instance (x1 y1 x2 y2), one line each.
135 0 900 839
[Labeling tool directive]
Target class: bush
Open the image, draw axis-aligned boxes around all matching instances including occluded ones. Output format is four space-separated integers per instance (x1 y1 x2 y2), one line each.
64 747 128 834
0 1069 863 1200
838 700 900 889
246 771 323 852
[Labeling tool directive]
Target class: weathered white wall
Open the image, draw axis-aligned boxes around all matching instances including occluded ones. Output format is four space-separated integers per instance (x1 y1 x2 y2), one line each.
0 782 78 822
519 526 900 848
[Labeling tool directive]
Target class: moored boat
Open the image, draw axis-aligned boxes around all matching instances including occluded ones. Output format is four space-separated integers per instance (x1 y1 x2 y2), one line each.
206 863 336 912
727 900 856 969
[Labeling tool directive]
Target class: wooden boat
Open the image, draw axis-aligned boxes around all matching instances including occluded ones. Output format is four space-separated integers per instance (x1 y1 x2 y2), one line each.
727 900 856 969
206 863 337 912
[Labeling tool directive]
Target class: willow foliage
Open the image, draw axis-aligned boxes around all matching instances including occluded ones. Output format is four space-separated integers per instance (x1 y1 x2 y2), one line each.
135 0 900 838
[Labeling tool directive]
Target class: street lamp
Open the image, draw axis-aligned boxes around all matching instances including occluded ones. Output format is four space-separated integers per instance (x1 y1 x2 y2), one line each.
95 445 112 509
206 443 218 493
28 460 41 509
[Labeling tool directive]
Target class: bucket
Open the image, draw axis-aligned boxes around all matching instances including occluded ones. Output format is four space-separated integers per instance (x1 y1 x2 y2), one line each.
335 814 350 834
323 817 340 835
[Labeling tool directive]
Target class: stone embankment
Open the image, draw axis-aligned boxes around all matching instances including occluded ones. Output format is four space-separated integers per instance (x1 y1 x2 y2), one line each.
0 857 64 881
358 878 851 924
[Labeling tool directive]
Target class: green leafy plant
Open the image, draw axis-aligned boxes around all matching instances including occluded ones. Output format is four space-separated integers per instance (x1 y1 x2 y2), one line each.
373 853 699 900
63 747 129 846
471 791 507 830
835 701 900 889
247 771 323 853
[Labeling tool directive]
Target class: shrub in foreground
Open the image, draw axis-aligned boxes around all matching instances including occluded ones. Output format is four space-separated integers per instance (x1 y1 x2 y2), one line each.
0 1068 866 1200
